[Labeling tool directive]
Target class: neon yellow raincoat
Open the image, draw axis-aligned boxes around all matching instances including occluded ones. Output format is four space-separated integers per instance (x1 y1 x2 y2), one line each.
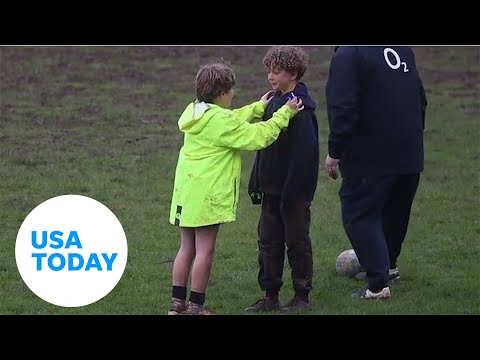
169 100 295 227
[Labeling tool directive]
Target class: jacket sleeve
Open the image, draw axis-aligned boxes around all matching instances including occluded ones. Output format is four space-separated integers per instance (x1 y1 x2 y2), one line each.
325 46 362 160
211 105 295 150
232 101 267 123
412 49 428 130
247 152 262 204
282 110 319 203
419 76 427 130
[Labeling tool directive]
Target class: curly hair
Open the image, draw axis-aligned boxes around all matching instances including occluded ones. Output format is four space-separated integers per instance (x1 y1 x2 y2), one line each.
196 63 236 103
262 46 309 80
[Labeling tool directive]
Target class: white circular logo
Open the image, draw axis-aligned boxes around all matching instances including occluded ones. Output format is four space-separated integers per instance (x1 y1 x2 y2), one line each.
15 195 128 307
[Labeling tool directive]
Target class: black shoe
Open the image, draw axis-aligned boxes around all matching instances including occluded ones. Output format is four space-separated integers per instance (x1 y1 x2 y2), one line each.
389 268 400 282
244 297 279 312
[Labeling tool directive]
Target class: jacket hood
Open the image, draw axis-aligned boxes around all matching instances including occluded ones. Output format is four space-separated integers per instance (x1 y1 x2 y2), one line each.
178 101 221 134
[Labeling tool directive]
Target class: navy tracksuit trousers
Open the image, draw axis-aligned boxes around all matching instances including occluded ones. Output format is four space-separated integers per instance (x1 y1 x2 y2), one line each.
339 173 420 292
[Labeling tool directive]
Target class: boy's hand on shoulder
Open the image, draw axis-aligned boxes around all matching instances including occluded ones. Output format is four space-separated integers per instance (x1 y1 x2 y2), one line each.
286 95 304 114
260 90 275 106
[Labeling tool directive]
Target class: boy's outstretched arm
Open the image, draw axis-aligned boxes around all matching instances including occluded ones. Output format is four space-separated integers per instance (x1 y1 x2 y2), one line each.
211 96 303 151
231 91 274 123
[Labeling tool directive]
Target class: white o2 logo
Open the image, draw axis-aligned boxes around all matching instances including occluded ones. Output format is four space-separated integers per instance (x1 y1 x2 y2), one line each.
383 47 409 72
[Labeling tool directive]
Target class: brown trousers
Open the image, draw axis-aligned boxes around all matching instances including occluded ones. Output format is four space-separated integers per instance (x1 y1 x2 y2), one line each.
257 194 313 295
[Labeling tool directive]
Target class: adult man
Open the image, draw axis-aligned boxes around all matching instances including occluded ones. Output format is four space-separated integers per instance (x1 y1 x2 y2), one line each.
325 46 427 299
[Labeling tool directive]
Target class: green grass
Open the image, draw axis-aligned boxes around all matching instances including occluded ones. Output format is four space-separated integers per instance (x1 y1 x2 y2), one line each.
1 46 479 315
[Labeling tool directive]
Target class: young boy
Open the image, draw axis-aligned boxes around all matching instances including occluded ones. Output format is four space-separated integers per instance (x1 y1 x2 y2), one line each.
168 63 304 315
246 46 320 312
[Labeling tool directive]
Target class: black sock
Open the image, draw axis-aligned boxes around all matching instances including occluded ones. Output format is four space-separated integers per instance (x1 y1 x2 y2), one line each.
189 291 205 306
266 290 278 303
295 290 309 302
172 286 187 300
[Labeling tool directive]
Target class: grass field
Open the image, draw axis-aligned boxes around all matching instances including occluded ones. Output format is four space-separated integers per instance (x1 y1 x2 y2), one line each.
1 46 479 315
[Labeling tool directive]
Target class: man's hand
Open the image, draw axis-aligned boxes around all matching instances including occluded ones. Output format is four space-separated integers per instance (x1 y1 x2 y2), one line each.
325 154 340 180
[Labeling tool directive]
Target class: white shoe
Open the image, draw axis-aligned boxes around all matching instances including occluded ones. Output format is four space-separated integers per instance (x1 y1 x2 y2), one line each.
352 286 391 300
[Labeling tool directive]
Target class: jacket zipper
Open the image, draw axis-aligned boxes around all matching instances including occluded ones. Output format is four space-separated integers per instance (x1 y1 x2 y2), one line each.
233 178 237 208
